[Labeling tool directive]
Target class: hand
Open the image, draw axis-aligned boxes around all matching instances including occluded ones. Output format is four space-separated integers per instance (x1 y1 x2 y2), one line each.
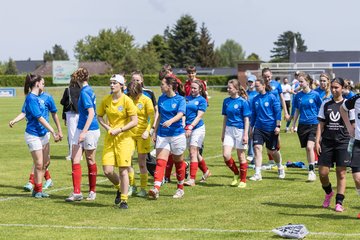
315 142 321 155
53 132 60 142
152 133 157 143
242 134 248 145
109 129 121 136
162 120 172 128
78 131 86 143
58 131 63 141
284 114 290 121
274 127 280 135
9 120 15 128
185 129 192 138
149 128 155 136
142 130 149 140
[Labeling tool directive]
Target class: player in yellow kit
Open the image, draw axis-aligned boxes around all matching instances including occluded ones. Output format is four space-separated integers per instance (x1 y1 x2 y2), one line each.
127 81 155 197
97 74 138 209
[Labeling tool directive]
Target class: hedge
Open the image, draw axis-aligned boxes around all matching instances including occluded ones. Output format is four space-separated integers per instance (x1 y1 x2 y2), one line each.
0 75 237 87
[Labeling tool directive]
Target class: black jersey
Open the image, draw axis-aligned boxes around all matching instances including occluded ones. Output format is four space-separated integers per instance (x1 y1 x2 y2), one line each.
343 94 360 140
318 98 354 142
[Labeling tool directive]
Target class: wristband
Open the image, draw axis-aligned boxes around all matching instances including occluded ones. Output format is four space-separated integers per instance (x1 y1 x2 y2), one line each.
185 124 194 131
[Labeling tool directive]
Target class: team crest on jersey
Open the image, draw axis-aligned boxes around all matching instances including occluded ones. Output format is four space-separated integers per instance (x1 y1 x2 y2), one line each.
309 99 314 104
330 111 340 122
264 102 269 107
138 103 143 110
272 86 276 90
172 103 177 109
118 106 123 112
195 101 199 106
234 104 239 109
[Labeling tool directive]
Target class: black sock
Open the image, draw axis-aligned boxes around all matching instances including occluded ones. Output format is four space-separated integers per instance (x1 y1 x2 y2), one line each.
336 194 345 205
309 164 314 171
322 183 332 195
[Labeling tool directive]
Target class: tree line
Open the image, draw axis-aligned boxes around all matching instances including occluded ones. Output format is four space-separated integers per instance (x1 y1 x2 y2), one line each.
0 14 307 75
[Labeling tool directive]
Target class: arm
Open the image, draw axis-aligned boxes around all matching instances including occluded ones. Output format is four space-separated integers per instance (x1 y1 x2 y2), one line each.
162 112 184 128
78 108 95 143
51 112 63 141
279 92 290 121
38 116 59 142
9 112 26 128
340 105 355 138
221 116 227 142
143 101 155 140
152 112 161 143
185 110 205 138
111 115 138 136
97 115 111 132
242 117 249 144
291 109 300 131
315 122 324 156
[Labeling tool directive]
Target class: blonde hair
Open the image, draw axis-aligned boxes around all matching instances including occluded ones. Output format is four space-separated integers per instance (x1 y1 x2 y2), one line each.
228 79 248 100
319 73 331 99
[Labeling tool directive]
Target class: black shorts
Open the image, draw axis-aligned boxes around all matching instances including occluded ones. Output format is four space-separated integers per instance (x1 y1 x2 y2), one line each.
253 128 279 151
318 139 350 167
297 124 317 148
350 140 360 168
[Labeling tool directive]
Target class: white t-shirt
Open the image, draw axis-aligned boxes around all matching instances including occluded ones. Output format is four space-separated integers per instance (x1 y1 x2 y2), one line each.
281 83 292 101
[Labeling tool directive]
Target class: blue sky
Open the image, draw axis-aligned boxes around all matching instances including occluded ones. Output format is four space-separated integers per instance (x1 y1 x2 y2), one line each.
1 0 359 62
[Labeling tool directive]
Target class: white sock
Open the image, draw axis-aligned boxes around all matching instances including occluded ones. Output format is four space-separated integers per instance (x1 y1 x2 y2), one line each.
255 167 261 175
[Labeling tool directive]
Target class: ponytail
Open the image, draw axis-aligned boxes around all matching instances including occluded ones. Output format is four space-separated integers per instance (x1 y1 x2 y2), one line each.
24 74 42 95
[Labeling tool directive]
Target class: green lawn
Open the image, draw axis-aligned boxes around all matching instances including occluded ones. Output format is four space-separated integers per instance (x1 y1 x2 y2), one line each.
0 86 359 240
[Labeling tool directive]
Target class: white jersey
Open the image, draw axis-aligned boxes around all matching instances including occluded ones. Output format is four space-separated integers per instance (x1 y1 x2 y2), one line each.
281 83 292 101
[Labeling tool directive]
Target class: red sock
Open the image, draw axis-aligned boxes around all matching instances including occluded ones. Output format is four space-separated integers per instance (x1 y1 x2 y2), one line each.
72 164 82 194
175 161 185 190
29 173 35 184
225 158 239 175
240 162 248 183
34 183 42 193
154 159 167 190
165 155 174 179
190 162 198 180
88 163 97 192
44 169 51 180
198 158 208 173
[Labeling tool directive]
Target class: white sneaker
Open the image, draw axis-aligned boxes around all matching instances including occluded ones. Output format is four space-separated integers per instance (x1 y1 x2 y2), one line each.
246 156 254 161
86 191 96 201
65 155 71 161
148 187 159 200
184 179 195 187
43 179 53 189
173 188 184 199
128 186 137 197
308 171 316 182
65 192 83 202
249 173 262 181
278 166 286 179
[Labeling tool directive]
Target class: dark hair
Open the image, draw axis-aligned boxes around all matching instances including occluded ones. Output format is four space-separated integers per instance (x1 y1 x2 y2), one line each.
331 77 345 87
127 81 143 99
24 74 42 95
164 76 185 96
69 73 81 88
72 67 89 83
256 78 272 92
228 79 248 100
186 65 196 73
163 64 172 72
191 80 207 99
261 67 271 76
275 76 281 81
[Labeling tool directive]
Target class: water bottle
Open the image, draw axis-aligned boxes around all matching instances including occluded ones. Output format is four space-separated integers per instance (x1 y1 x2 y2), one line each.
348 138 355 158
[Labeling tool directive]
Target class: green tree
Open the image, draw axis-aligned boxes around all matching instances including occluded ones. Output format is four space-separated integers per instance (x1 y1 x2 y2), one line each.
197 23 216 67
167 15 199 67
4 58 18 75
135 45 162 74
246 53 261 61
146 34 172 65
270 31 307 62
74 27 136 72
215 39 245 67
43 44 69 61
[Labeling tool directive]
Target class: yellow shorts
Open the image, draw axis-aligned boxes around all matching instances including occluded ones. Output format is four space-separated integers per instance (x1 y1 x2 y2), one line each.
133 136 151 154
102 135 134 167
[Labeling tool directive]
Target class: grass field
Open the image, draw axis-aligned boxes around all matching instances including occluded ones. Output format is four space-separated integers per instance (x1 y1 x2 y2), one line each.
0 86 360 240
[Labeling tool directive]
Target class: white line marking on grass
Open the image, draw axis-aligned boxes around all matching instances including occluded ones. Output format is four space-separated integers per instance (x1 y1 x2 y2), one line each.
0 179 109 202
0 223 359 237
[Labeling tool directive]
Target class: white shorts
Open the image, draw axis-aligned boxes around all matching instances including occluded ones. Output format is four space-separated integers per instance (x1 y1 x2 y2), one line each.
223 126 247 150
25 132 50 152
187 125 205 148
156 134 186 155
73 128 100 150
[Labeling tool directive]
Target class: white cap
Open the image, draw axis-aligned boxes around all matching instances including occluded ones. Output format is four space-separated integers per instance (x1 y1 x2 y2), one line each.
110 74 125 85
